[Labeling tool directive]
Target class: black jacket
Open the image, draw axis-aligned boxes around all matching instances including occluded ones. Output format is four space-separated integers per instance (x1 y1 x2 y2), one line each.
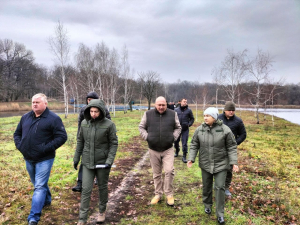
175 105 194 131
217 113 246 145
14 108 68 162
146 108 176 151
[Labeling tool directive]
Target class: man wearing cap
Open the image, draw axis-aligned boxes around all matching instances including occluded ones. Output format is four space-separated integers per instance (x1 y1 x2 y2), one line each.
218 101 246 197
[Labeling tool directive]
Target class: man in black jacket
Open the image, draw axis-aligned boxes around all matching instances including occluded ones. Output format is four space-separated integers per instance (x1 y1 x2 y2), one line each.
174 98 194 163
72 91 111 192
218 101 247 197
14 93 67 225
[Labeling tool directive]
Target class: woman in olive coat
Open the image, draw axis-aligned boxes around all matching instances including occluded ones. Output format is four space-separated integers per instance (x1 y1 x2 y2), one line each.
187 107 239 224
73 99 118 225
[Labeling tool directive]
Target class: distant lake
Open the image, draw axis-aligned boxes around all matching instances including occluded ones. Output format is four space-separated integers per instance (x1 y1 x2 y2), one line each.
239 108 300 125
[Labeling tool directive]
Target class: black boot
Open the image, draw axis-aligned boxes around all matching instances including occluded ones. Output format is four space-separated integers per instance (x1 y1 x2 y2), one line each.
182 153 187 163
174 149 179 157
72 182 82 192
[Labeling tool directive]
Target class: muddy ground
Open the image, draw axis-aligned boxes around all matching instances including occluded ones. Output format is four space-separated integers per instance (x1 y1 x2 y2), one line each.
41 136 153 225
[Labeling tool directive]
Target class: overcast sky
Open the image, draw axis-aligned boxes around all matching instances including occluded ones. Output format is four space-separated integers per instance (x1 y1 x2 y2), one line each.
1 0 299 84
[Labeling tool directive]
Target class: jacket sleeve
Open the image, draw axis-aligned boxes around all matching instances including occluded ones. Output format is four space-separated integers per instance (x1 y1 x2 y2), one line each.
188 109 195 127
225 129 238 165
74 124 84 164
188 127 200 162
236 120 246 145
173 112 182 141
13 117 23 149
44 116 68 153
105 123 118 165
77 107 85 137
138 112 148 141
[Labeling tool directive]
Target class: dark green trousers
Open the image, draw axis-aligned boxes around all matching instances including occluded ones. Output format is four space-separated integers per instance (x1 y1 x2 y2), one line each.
201 169 227 218
79 165 111 222
225 166 233 189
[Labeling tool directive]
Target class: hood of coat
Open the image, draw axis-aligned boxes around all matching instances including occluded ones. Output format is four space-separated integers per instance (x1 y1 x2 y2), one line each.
84 99 106 121
85 91 99 104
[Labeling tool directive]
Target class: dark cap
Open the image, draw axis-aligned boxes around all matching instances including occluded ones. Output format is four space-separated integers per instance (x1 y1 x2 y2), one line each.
224 101 236 111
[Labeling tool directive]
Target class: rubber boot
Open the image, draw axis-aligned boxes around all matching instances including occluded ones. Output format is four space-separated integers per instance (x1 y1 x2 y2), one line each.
182 152 187 163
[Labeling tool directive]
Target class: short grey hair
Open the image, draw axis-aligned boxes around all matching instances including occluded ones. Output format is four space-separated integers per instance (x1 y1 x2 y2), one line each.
32 93 48 103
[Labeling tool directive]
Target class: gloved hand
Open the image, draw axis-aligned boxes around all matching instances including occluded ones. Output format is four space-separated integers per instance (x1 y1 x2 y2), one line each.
74 162 79 170
104 164 111 169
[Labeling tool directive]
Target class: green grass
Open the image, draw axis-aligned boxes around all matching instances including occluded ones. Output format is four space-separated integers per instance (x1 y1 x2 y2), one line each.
0 109 299 224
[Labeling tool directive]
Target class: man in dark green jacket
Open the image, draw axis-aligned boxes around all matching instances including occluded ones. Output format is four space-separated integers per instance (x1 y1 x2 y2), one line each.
73 99 118 225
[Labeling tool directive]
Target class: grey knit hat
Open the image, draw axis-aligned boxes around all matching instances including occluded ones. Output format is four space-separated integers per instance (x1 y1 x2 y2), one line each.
224 101 236 111
204 107 219 120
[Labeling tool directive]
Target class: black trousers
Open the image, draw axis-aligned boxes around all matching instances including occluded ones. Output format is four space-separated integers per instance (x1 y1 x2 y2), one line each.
174 129 189 154
77 164 83 184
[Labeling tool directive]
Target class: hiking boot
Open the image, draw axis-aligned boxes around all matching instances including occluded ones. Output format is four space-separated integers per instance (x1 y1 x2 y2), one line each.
28 221 37 225
166 195 174 206
225 189 232 197
150 195 161 205
174 149 179 157
72 183 82 192
218 216 225 224
182 153 187 163
97 211 106 223
204 207 211 214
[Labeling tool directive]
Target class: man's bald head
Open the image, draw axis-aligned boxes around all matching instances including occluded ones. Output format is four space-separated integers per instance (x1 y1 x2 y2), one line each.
155 96 167 114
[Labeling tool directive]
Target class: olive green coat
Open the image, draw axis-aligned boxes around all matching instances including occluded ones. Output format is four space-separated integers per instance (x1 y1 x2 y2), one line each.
188 120 237 174
73 99 118 168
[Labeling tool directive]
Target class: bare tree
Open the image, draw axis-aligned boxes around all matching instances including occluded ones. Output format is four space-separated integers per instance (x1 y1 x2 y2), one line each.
247 49 273 124
138 71 160 110
211 66 222 109
94 42 110 100
48 21 70 118
75 43 95 91
120 45 134 113
218 49 248 102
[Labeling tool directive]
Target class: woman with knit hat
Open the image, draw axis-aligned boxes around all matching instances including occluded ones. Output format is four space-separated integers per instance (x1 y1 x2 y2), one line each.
187 107 239 224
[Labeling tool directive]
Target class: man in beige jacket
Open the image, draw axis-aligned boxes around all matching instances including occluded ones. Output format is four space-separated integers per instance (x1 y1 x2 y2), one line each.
139 96 181 206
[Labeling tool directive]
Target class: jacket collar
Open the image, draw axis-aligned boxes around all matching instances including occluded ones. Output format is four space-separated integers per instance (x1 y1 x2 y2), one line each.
31 107 49 118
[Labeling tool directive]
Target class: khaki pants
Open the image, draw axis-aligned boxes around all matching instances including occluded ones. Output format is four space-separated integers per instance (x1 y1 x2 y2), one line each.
149 147 175 197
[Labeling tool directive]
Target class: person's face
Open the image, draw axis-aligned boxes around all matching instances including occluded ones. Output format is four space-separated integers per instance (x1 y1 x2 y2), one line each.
224 110 235 118
181 99 187 107
87 98 94 104
204 114 215 126
155 99 167 114
32 97 47 116
90 107 100 119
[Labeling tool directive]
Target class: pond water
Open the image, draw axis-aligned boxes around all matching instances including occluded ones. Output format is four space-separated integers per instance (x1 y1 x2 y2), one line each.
239 108 300 125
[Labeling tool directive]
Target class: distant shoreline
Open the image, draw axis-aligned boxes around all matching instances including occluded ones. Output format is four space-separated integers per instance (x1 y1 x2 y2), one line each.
1 101 300 112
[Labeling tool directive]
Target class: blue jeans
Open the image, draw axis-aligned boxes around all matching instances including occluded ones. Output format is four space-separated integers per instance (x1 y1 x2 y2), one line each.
26 158 54 223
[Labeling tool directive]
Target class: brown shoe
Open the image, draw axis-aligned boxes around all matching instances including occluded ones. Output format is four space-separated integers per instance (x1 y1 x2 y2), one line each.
97 212 106 223
150 195 161 205
167 195 174 206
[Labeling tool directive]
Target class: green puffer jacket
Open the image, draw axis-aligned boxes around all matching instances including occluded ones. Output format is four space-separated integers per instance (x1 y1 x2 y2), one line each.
73 99 118 169
188 120 237 174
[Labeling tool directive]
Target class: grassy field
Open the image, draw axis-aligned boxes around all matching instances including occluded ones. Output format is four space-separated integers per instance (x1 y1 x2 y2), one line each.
0 109 299 224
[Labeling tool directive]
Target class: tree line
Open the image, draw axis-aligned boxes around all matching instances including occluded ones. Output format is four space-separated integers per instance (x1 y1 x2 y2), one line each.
1 22 299 118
